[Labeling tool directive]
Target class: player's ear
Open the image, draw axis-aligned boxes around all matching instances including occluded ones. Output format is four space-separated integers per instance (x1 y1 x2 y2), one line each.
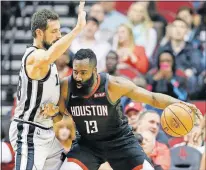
93 67 97 74
35 28 44 38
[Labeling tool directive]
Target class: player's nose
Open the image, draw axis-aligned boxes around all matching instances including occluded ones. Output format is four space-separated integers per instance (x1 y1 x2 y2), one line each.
76 74 83 81
57 30 62 39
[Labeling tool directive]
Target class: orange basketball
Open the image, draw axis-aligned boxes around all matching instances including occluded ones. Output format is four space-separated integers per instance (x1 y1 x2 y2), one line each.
161 103 195 137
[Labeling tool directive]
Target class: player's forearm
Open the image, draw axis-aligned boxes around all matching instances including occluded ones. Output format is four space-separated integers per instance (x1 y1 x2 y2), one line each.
45 26 81 64
151 92 181 109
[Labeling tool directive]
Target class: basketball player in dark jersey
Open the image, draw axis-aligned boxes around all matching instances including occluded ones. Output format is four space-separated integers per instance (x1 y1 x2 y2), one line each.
43 52 203 169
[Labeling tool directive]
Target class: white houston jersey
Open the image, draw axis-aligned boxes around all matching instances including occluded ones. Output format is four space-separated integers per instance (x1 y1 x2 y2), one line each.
14 46 60 128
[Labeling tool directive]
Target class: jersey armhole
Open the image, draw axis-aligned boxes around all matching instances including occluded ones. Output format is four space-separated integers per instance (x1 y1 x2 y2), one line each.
105 74 119 105
24 49 51 82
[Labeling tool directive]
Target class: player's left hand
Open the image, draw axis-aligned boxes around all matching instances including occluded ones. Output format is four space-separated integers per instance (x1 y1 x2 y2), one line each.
40 103 59 118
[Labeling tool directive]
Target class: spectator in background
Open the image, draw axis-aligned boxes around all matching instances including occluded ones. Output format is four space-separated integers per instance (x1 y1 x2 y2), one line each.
105 51 119 75
61 27 75 69
155 18 203 77
54 116 76 154
160 24 172 47
105 50 147 92
176 6 201 49
137 111 171 170
138 1 167 43
141 131 163 170
114 24 149 74
127 2 157 59
70 17 111 72
173 116 205 154
1 140 15 170
146 50 188 101
89 3 105 24
190 70 206 100
1 110 15 170
89 3 109 42
55 52 72 79
124 102 144 133
100 1 128 40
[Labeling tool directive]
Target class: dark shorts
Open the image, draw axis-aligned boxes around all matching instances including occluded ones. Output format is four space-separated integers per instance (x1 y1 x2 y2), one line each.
66 132 152 170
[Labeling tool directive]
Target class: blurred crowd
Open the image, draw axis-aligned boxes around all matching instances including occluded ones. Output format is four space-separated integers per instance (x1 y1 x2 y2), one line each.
57 1 205 102
1 1 205 170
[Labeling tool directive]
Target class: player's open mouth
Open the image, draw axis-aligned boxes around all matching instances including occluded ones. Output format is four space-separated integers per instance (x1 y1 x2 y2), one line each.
77 83 82 88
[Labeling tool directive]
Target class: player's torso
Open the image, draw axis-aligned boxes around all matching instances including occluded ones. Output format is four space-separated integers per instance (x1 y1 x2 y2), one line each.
14 46 60 128
67 73 129 141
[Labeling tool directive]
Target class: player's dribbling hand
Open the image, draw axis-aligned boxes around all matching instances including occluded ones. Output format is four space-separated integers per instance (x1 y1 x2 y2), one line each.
76 0 86 31
180 101 203 142
40 103 59 118
180 101 202 120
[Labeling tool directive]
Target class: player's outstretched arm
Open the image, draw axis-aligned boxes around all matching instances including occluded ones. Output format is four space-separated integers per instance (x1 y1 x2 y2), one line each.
108 75 201 112
109 75 203 142
27 0 86 80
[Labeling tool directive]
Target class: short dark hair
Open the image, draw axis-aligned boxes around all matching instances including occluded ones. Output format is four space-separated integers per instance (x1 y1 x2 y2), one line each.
74 49 97 67
31 9 59 38
106 50 119 59
173 17 189 27
177 6 194 15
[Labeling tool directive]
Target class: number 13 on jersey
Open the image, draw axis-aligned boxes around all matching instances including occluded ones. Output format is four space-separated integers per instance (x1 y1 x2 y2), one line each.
84 120 98 134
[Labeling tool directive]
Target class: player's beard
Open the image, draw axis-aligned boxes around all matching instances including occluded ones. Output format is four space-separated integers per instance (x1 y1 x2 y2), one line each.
71 73 95 97
42 35 58 50
42 39 52 50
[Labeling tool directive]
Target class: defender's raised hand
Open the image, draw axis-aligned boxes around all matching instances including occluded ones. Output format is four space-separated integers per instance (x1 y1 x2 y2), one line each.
76 0 86 30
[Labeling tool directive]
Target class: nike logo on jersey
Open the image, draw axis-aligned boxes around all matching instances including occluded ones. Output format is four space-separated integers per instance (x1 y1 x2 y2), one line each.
71 95 79 98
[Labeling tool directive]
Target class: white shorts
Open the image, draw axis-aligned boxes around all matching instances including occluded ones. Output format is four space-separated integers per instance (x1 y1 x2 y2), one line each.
9 120 64 170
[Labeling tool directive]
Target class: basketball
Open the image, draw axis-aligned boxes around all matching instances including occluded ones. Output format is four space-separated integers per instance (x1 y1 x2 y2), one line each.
161 103 195 137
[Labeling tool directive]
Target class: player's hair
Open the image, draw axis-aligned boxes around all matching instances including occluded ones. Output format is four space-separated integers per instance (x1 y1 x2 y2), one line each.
173 17 189 27
157 50 176 74
138 110 159 122
31 9 59 38
74 49 97 67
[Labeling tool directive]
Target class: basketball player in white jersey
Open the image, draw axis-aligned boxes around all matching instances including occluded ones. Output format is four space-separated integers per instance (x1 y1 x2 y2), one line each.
9 1 86 170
